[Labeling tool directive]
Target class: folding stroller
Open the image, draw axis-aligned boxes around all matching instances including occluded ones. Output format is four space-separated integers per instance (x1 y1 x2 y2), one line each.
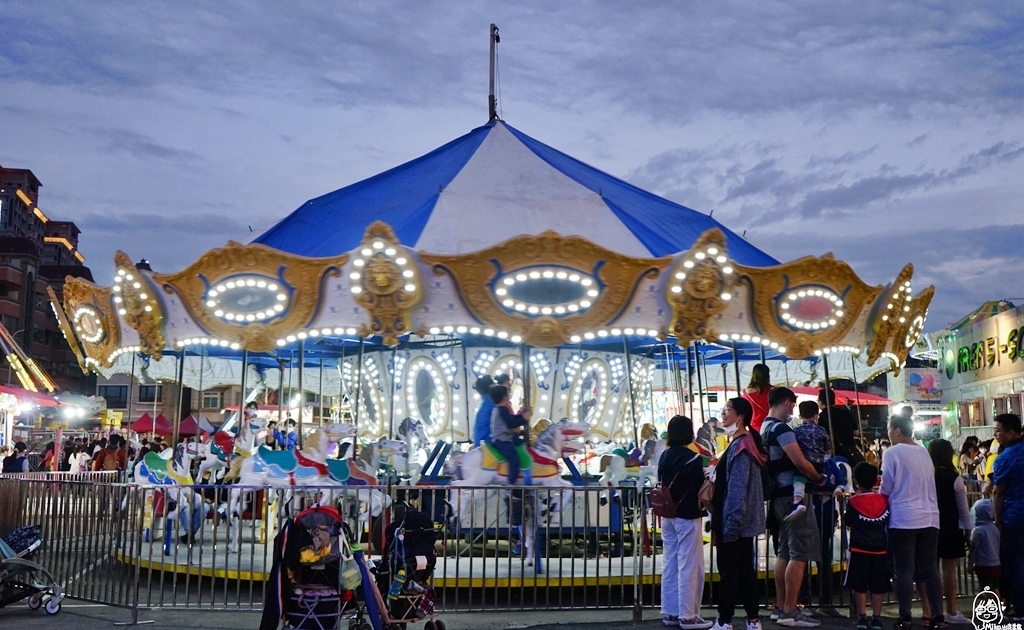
373 508 445 630
0 525 65 616
261 506 363 630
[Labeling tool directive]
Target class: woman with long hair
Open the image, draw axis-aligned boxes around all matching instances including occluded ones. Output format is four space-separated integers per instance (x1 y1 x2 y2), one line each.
710 397 766 630
741 364 772 431
928 438 973 624
659 415 712 629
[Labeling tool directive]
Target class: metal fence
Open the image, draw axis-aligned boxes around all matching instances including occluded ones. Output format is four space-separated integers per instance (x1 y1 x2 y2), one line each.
0 477 987 620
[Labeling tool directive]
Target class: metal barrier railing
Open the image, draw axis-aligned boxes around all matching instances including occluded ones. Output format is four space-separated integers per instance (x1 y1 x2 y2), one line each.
0 478 989 618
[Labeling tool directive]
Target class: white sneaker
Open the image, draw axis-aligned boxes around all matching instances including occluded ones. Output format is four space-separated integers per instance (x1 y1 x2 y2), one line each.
712 619 733 630
944 612 970 625
770 609 780 622
681 618 714 630
747 620 764 630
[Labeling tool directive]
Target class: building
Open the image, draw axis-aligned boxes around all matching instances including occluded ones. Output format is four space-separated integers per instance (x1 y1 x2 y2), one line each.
938 302 1024 445
0 164 93 394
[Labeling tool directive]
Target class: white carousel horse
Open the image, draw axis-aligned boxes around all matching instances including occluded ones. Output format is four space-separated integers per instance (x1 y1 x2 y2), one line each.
226 423 359 552
393 417 430 479
221 411 267 483
130 442 204 554
449 420 590 567
195 440 228 483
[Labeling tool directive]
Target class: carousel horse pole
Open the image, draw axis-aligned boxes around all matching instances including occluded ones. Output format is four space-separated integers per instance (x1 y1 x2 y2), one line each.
449 420 590 571
225 423 359 552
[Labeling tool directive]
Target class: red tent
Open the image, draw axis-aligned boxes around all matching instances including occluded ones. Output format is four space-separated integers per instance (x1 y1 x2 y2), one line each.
129 412 173 434
176 415 200 436
790 386 892 406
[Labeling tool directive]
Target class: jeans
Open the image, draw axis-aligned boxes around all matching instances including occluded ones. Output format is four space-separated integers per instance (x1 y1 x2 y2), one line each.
716 537 760 623
661 518 705 620
1002 523 1024 616
490 440 521 484
888 527 942 620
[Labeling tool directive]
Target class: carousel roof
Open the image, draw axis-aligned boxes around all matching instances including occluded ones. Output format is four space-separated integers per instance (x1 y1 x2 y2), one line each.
251 121 778 266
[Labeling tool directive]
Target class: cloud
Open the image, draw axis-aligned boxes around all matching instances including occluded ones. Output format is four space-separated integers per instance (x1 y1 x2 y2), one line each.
97 128 201 164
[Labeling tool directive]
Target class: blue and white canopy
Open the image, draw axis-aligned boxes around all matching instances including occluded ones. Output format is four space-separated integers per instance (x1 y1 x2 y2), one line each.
252 121 777 266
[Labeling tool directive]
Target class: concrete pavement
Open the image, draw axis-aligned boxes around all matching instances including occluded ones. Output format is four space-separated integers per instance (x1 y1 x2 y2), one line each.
0 602 980 629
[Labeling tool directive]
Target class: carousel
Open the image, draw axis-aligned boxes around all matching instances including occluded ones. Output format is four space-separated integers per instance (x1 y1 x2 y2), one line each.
49 115 934 587
53 119 932 445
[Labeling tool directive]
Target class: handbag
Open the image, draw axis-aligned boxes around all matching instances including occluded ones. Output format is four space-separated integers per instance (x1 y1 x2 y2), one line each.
697 477 715 511
338 532 362 591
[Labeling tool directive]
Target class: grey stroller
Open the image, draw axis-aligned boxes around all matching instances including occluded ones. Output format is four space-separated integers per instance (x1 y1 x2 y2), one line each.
0 525 65 615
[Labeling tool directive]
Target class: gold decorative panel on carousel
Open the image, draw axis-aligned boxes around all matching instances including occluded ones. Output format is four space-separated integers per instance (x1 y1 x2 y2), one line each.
737 253 884 358
421 230 672 347
153 242 347 353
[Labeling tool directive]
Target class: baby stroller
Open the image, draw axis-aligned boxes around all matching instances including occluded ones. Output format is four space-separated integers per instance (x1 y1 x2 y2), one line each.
0 525 65 616
373 508 444 630
260 506 365 630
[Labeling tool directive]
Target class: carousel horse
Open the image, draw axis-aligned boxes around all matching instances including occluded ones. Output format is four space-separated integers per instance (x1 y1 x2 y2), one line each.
195 440 229 483
394 417 430 477
220 410 267 483
131 442 205 555
449 420 590 568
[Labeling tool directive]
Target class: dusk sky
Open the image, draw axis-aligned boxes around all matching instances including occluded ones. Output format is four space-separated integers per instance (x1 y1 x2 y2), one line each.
2 2 1022 332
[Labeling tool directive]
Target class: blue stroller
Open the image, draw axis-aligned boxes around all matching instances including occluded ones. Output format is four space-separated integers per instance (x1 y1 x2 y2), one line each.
0 525 65 615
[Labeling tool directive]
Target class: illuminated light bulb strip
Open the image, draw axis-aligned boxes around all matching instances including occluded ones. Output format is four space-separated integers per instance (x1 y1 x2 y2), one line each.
497 268 598 315
25 359 56 392
812 346 862 356
779 288 845 331
341 360 353 392
608 356 625 382
6 355 37 392
530 352 552 384
202 276 287 323
276 327 359 346
108 345 142 363
905 314 926 348
718 333 788 355
406 358 448 431
349 240 415 295
570 326 660 343
570 360 609 426
436 352 458 383
428 326 523 344
174 338 242 350
881 280 913 324
113 268 139 316
563 354 584 381
670 245 733 300
72 307 104 344
472 351 497 378
390 354 408 380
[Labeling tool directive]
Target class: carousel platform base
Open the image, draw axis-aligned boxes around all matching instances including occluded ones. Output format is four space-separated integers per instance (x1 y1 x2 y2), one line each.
116 530 845 587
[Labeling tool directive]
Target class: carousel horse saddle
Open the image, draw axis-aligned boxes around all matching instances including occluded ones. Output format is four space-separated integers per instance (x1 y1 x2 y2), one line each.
481 443 558 479
325 459 376 486
140 451 191 485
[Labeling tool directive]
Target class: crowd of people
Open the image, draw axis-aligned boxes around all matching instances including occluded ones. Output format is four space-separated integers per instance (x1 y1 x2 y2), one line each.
657 379 1024 630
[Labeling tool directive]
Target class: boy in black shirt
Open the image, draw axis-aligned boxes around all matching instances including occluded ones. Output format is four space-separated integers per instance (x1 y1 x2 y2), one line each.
843 462 892 630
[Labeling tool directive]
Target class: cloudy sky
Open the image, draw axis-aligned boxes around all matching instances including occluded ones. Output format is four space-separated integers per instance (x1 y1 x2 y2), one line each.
2 1 1022 332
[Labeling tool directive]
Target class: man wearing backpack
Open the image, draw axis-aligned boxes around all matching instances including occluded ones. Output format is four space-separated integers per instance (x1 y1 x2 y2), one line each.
2 441 30 473
761 387 824 628
94 435 125 472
